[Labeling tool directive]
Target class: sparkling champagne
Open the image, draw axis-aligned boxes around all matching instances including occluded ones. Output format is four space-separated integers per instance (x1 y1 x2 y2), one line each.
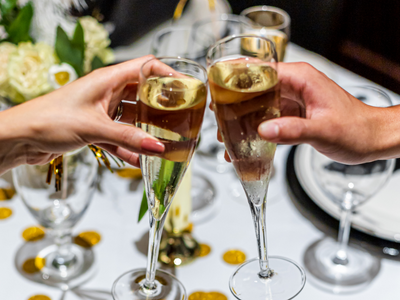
137 77 206 219
209 57 279 203
241 33 288 62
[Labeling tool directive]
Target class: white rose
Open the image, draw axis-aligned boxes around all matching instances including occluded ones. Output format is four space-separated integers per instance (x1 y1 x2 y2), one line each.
80 16 114 73
8 42 56 100
0 42 17 88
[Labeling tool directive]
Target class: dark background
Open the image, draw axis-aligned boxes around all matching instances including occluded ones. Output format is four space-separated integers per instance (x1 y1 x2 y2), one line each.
93 0 400 94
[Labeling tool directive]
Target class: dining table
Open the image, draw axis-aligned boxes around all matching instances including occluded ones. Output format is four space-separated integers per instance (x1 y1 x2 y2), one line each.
1 4 400 300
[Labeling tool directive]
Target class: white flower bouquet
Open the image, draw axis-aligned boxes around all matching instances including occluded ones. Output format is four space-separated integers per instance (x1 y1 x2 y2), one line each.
0 0 114 105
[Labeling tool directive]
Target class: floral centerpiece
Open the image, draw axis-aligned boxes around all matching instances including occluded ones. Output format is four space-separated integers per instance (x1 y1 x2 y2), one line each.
0 0 114 104
0 0 119 190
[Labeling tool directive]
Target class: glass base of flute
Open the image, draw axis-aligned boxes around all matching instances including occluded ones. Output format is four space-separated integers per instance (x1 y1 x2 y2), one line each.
303 238 380 294
230 257 306 299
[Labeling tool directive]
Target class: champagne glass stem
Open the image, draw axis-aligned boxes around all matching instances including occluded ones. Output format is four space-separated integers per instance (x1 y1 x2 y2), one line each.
53 229 75 267
144 213 167 290
332 192 354 265
248 195 272 278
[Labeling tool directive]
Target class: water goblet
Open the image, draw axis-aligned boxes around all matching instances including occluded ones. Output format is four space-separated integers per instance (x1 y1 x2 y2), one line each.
207 34 306 300
240 6 291 62
12 147 98 290
304 86 396 293
111 57 207 300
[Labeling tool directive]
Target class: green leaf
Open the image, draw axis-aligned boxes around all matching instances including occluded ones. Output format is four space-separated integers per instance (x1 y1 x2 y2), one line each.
1 0 18 16
137 159 175 222
55 25 84 76
71 21 85 59
6 2 33 44
138 189 148 222
91 56 105 71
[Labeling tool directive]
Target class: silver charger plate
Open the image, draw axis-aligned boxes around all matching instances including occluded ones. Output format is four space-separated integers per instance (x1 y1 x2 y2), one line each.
294 144 400 243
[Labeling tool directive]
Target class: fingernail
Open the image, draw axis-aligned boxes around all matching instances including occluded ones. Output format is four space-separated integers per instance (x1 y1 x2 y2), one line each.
259 121 279 139
141 138 165 154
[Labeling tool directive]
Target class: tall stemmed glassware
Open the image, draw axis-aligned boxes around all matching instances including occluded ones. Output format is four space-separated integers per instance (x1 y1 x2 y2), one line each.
112 57 207 300
304 86 395 294
207 35 305 300
241 6 291 62
12 148 98 290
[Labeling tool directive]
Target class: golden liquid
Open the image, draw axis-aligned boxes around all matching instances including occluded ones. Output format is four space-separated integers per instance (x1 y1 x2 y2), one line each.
241 31 288 62
208 58 279 183
138 77 206 220
222 249 246 264
22 226 45 242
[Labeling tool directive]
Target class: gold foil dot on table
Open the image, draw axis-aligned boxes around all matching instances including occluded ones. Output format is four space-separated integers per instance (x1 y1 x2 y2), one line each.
0 187 16 200
74 231 101 248
0 207 12 219
189 291 228 300
22 226 46 242
199 244 211 257
115 168 142 179
22 257 45 274
223 249 246 265
28 295 51 300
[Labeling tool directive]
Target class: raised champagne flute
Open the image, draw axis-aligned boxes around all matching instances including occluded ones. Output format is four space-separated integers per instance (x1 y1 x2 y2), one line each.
240 6 291 62
207 35 305 299
111 57 207 300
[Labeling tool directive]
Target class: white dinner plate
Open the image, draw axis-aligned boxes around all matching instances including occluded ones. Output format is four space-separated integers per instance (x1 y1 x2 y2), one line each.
294 144 400 243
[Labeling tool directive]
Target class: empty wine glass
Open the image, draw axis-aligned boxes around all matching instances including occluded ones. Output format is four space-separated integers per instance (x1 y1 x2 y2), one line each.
207 34 306 300
304 86 395 293
12 147 98 290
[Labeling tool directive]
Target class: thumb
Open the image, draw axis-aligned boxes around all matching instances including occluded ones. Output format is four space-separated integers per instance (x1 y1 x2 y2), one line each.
94 120 165 155
258 117 319 145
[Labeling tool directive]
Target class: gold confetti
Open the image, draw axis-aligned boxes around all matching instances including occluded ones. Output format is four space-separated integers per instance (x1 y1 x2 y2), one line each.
0 207 12 219
46 156 63 192
189 292 228 300
28 295 51 300
199 244 211 257
22 257 45 274
208 292 228 300
189 292 207 300
115 168 142 179
35 257 46 270
0 187 16 200
22 227 46 242
223 249 246 265
74 231 101 248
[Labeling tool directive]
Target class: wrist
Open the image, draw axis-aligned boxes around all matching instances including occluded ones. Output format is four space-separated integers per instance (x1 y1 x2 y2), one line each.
0 107 29 174
369 105 400 161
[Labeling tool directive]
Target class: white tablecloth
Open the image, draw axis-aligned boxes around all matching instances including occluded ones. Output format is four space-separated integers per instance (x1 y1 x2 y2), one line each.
2 3 400 299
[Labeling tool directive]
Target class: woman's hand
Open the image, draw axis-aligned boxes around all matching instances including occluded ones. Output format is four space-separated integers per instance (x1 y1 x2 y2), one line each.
0 55 166 174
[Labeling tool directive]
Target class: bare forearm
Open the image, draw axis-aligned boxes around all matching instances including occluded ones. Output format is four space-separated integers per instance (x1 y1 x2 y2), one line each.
0 107 28 175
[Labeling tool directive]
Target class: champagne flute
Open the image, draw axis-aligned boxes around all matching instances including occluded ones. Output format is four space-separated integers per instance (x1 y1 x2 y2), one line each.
304 86 395 293
207 35 305 299
241 6 291 62
112 57 207 300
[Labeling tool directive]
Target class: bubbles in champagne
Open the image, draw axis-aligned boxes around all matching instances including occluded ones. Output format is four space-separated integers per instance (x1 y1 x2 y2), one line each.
141 77 206 110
